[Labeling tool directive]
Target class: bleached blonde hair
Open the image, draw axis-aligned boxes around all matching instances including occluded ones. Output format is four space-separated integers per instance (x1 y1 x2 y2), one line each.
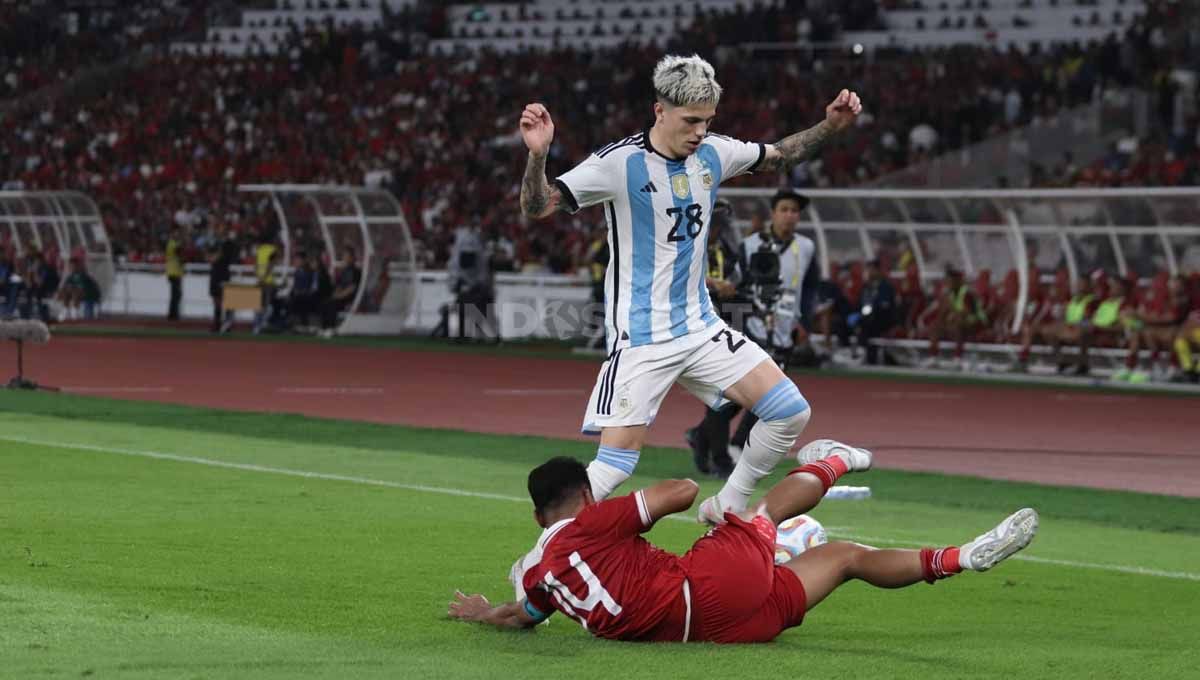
652 54 722 108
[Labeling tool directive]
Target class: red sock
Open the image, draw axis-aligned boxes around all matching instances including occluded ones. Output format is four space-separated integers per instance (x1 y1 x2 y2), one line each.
920 547 962 584
787 456 849 493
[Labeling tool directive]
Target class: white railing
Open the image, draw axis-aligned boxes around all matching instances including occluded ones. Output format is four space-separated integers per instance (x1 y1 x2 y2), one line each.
103 264 592 339
235 184 417 335
102 188 1200 341
0 191 115 300
721 187 1200 337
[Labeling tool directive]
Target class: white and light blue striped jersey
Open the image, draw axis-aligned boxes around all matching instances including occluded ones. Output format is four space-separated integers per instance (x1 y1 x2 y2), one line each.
555 130 765 352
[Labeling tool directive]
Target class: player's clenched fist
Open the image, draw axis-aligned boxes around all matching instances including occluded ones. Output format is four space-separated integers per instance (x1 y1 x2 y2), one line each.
824 89 863 132
520 103 555 157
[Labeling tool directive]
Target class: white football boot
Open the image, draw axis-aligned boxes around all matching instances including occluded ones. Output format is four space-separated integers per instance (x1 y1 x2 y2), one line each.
795 439 873 472
698 439 874 525
959 508 1039 572
696 495 728 526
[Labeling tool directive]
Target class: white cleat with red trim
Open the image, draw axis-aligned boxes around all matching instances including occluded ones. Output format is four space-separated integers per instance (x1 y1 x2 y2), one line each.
795 438 873 472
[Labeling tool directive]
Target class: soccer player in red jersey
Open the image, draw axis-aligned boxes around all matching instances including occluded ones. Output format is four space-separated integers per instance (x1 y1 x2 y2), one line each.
449 440 1038 643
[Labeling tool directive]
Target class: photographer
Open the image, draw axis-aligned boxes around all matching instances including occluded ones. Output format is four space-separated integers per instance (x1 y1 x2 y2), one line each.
684 199 747 478
442 224 498 342
740 190 818 361
726 190 817 460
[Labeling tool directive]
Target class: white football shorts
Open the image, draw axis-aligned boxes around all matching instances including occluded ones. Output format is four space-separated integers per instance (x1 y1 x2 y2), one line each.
581 321 772 434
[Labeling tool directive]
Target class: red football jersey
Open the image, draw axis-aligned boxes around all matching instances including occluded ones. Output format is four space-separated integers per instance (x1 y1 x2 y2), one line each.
521 491 689 641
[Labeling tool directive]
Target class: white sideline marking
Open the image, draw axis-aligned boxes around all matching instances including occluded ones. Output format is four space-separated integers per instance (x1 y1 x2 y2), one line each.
4 434 1198 583
0 435 520 504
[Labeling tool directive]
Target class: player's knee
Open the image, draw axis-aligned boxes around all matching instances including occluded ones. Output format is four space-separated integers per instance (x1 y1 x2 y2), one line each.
830 541 874 578
783 404 812 438
748 381 816 455
751 378 811 441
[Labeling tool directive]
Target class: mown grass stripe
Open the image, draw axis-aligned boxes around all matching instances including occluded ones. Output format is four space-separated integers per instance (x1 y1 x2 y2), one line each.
6 434 1197 583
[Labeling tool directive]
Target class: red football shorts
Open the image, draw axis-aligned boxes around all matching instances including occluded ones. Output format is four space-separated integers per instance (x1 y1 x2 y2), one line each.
679 513 808 643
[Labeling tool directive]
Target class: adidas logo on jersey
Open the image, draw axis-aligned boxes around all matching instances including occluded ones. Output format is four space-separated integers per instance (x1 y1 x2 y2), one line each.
639 182 657 193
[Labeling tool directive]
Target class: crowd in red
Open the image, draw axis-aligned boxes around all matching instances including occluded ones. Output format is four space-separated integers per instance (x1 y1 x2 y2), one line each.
0 0 1194 277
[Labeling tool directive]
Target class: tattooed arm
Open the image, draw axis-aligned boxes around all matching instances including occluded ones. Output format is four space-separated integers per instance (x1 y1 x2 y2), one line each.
758 120 839 173
518 103 569 220
520 151 565 219
758 89 863 174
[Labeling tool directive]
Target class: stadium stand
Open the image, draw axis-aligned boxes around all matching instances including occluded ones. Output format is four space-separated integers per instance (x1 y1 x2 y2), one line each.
1 0 1198 380
4 1 1188 267
845 0 1151 52
1 1 207 100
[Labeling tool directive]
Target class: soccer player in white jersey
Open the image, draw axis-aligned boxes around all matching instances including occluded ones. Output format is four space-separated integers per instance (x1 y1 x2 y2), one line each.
518 54 862 523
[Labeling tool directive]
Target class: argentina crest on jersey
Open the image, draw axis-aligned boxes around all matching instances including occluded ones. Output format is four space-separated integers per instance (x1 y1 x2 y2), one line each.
670 174 690 199
698 159 715 190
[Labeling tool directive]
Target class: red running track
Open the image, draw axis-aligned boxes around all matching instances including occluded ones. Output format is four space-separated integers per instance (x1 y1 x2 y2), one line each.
19 336 1200 497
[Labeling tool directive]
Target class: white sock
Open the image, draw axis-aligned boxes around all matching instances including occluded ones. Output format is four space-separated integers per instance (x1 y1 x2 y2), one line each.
718 422 786 512
717 409 811 512
587 445 640 500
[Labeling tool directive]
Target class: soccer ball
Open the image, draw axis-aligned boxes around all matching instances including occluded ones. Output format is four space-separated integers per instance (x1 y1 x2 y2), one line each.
773 514 828 564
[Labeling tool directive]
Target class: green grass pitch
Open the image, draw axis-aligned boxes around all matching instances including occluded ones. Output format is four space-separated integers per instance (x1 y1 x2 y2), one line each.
2 391 1198 679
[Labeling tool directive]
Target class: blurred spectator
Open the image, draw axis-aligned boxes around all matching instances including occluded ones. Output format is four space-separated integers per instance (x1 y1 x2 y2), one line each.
851 258 898 364
1015 277 1069 371
1119 273 1187 381
3 256 27 318
0 251 11 315
1050 273 1101 375
926 266 986 368
813 267 856 356
315 250 334 311
1172 305 1200 383
1077 276 1135 376
253 236 281 334
287 250 321 330
165 225 184 321
29 249 60 322
320 247 361 337
896 264 928 338
207 221 239 333
57 258 101 320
